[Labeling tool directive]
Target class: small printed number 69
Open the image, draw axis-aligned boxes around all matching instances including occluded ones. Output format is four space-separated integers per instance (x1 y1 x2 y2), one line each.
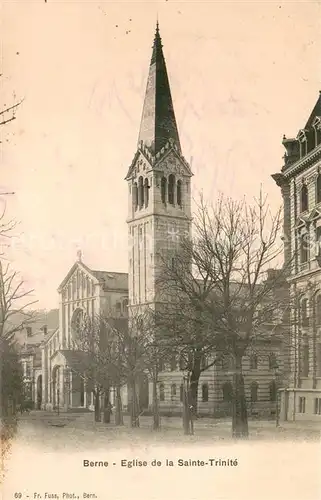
14 493 22 498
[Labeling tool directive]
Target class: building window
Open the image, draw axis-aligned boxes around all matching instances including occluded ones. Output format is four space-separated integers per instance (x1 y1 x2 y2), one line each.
180 384 184 402
301 184 308 212
168 174 175 205
317 174 321 204
171 383 176 401
133 182 138 211
250 382 258 403
301 338 309 377
115 302 122 315
299 396 306 413
159 383 165 402
161 177 167 204
316 295 321 325
315 226 321 257
222 382 233 402
314 398 321 415
269 380 277 402
316 344 321 377
202 383 209 402
301 298 309 327
170 354 176 371
177 180 182 207
269 353 277 370
250 354 258 370
144 178 149 208
300 233 309 264
138 176 144 209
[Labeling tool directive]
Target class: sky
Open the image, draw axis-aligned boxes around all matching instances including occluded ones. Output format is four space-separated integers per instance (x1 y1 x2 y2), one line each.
1 0 321 309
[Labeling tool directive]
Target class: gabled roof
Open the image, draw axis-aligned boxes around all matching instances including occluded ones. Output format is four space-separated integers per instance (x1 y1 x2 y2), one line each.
58 260 128 293
57 260 99 292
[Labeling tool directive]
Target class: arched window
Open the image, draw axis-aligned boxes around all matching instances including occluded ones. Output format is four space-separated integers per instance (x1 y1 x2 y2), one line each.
317 174 321 204
144 178 149 208
168 174 175 205
159 383 165 401
222 382 233 402
250 354 258 370
250 382 258 403
180 383 184 402
316 295 321 325
161 177 167 204
123 298 128 311
170 354 176 371
138 176 144 209
202 383 209 402
177 180 182 207
70 308 88 342
115 302 122 315
171 383 176 400
269 353 277 370
301 184 308 212
269 380 277 402
133 182 138 211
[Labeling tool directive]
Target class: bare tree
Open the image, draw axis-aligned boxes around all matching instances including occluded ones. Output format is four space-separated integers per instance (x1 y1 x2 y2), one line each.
70 313 119 423
157 191 291 438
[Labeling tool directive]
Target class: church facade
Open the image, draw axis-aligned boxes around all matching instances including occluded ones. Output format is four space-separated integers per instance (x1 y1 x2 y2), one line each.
273 93 321 422
36 24 284 418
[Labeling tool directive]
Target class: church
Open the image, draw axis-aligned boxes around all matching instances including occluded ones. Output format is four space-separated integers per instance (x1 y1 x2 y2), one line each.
273 92 321 421
36 24 284 418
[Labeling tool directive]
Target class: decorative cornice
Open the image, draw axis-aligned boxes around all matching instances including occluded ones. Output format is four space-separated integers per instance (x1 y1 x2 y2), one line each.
282 144 321 180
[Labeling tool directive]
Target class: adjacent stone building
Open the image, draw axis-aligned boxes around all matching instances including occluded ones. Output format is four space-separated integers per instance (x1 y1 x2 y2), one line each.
273 92 321 421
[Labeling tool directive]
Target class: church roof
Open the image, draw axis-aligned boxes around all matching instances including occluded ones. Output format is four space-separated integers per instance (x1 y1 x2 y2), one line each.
91 270 128 291
137 22 181 155
58 260 128 292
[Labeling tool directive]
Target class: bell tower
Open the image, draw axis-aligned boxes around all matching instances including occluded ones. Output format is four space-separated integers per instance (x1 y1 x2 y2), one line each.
125 22 193 310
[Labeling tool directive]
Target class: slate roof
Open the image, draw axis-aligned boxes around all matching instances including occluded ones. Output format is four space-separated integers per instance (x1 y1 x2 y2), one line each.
137 22 181 155
91 270 128 291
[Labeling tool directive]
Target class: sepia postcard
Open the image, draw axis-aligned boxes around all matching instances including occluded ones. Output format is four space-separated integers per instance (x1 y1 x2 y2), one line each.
1 1 321 499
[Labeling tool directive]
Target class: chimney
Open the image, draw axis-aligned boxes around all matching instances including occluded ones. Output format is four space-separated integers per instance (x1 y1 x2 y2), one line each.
26 326 32 337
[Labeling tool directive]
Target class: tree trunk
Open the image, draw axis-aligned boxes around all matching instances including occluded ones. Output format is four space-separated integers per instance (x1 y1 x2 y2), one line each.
152 376 160 430
115 384 123 426
103 390 111 424
189 368 200 416
182 377 193 435
94 390 101 422
129 378 140 428
232 354 248 439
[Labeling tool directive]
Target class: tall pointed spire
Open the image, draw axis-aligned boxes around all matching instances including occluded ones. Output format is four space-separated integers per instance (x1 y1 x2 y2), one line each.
138 22 181 155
